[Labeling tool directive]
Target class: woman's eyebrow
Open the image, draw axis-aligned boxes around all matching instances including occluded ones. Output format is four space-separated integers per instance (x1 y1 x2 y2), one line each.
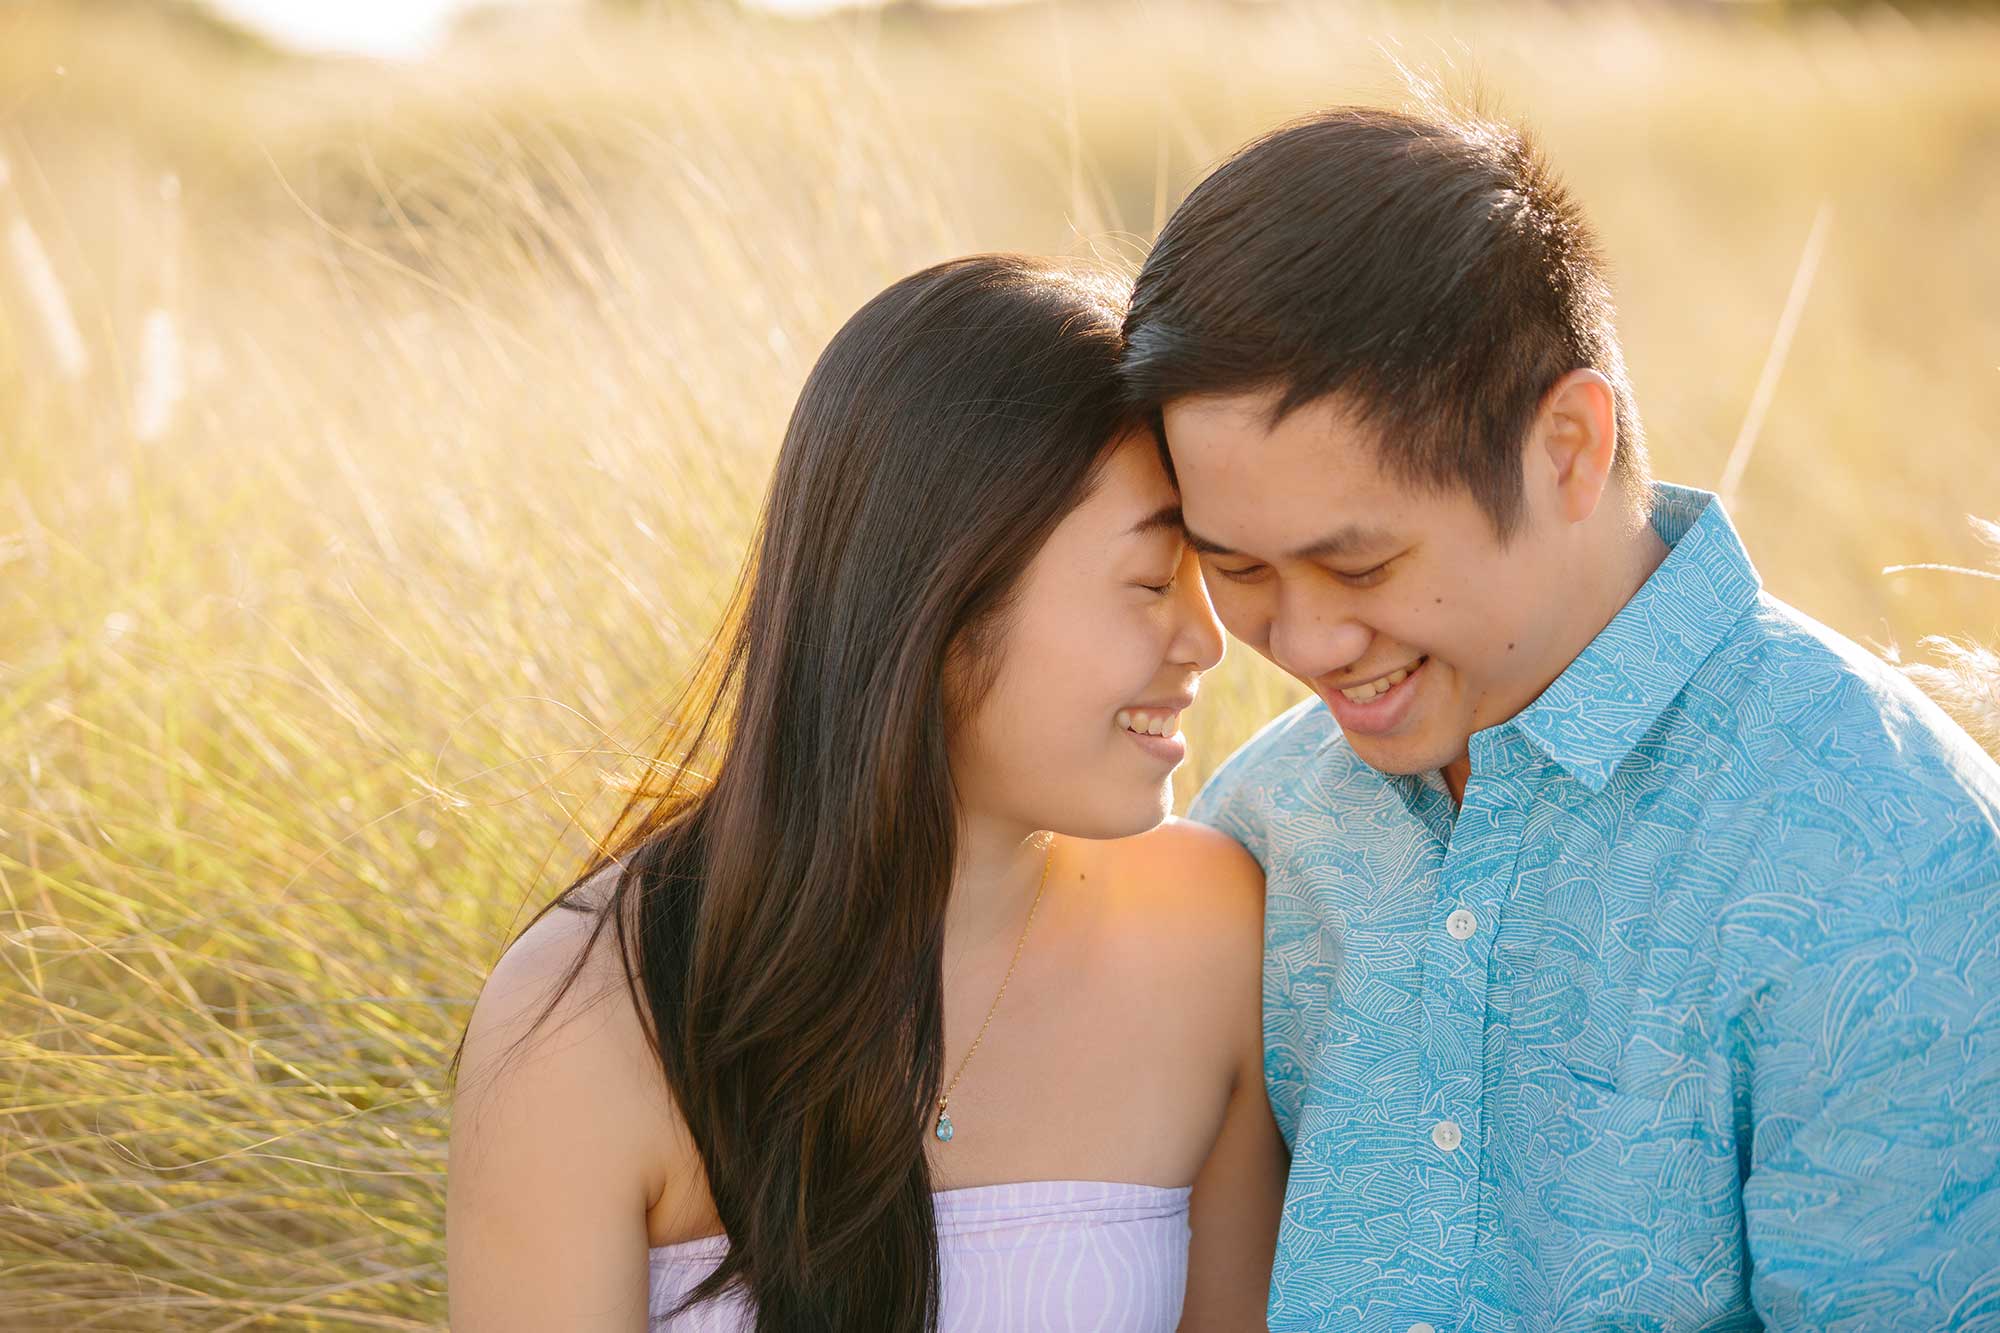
1126 502 1184 537
1184 527 1237 556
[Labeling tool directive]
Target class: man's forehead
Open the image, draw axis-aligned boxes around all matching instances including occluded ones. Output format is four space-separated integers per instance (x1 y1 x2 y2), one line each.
1162 398 1424 559
1164 388 1385 465
1183 511 1403 562
1163 387 1292 436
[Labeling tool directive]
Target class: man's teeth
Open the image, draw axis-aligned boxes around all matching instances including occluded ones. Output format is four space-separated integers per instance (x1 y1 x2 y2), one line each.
1341 660 1421 703
1116 709 1181 738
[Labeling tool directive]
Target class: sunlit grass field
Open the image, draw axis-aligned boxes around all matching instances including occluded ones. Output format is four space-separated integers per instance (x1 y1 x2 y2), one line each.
3 0 1997 1326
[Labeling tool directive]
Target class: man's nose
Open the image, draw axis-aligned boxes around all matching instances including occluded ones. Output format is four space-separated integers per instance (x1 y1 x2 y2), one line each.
1268 590 1370 686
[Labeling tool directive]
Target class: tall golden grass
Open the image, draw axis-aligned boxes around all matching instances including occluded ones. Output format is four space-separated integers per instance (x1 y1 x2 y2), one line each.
2 1 1996 1327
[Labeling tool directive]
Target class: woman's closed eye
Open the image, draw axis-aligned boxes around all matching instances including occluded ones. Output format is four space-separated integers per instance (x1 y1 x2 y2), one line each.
1136 538 1195 594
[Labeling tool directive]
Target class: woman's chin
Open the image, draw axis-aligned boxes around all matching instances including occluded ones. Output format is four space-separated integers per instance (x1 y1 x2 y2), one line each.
1044 783 1174 842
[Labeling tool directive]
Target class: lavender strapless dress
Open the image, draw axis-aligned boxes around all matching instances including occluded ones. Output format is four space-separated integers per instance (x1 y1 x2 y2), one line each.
647 1179 1192 1330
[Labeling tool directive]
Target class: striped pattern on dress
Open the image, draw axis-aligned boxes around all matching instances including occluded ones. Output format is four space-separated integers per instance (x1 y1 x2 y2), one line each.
647 1179 1192 1331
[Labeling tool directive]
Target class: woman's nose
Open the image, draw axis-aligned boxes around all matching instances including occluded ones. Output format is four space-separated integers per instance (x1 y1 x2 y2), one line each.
1174 550 1226 672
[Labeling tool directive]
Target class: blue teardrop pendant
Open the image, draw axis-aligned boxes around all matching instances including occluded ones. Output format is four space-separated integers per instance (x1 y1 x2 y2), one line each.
934 1108 955 1142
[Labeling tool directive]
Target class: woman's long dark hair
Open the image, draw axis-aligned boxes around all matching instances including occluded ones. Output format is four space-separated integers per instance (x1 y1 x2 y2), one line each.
456 255 1137 1330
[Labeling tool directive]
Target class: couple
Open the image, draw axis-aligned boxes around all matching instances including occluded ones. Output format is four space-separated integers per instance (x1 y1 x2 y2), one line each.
446 107 2000 1332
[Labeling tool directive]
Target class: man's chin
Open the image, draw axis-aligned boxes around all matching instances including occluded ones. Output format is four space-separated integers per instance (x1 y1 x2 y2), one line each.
1337 725 1461 781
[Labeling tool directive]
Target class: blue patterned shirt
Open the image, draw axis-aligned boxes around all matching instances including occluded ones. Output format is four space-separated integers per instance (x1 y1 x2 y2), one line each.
1190 483 2000 1332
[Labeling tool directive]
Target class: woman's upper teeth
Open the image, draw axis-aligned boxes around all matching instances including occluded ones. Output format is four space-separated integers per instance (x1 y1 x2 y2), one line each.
1117 708 1180 737
1341 662 1417 703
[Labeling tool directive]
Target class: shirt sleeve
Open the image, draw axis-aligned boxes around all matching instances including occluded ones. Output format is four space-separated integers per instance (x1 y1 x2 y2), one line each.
1186 745 1266 858
1740 830 2000 1331
1185 709 1311 1147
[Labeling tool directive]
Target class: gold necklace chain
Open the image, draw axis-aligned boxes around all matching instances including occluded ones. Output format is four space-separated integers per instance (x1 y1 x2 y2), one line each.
933 837 1054 1144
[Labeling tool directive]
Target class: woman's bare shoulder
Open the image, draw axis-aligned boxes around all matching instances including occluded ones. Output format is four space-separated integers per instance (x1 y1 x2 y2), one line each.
1074 818 1265 981
450 876 687 1221
1097 817 1264 909
446 878 683 1326
463 878 643 1071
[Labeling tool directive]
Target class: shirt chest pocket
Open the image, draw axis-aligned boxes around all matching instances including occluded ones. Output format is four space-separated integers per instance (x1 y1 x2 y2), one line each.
1507 941 1634 1091
1507 918 1715 1102
1495 1067 1743 1321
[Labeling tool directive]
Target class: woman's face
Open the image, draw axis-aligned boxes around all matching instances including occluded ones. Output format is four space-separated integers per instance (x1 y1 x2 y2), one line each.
950 432 1226 840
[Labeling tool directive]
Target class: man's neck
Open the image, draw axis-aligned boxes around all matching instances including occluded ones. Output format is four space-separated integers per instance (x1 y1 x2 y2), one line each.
1442 511 1671 805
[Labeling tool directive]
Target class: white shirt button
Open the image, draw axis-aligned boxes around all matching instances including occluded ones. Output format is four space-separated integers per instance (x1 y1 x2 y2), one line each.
1445 907 1477 940
1431 1119 1463 1152
1409 1324 1438 1333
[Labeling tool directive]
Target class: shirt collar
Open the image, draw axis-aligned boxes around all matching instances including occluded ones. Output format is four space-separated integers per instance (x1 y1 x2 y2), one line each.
1500 482 1763 790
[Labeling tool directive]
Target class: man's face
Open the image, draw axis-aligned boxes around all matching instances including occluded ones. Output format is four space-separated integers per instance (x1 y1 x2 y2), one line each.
1164 390 1573 785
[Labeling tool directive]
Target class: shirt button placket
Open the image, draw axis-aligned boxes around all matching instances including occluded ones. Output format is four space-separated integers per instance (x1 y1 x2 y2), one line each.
1425 733 1530 1307
1419 867 1486 1309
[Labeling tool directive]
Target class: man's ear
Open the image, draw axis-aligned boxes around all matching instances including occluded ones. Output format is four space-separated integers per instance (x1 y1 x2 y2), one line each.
1536 368 1618 525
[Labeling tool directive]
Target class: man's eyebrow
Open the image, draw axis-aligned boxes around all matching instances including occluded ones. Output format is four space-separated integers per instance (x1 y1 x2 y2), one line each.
1183 522 1398 562
1127 502 1184 536
1289 523 1399 561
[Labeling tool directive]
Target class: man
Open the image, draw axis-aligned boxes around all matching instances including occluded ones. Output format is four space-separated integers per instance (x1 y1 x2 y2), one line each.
1124 106 2000 1332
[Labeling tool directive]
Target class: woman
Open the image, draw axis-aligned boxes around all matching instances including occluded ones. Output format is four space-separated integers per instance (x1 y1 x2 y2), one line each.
446 255 1285 1331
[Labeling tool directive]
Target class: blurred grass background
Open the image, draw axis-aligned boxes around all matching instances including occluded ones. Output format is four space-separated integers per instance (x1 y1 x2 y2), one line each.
2 0 1997 1326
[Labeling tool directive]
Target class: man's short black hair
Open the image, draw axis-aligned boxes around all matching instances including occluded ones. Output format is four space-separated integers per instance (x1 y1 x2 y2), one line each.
1123 105 1647 537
